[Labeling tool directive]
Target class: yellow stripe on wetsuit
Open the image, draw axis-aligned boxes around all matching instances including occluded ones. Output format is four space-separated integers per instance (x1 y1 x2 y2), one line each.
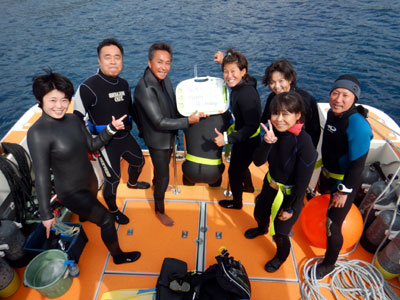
185 153 222 165
227 124 260 138
225 124 260 157
314 159 344 180
267 172 293 236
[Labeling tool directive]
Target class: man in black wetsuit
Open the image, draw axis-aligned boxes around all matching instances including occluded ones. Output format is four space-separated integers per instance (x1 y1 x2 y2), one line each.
74 38 149 225
134 42 204 226
28 70 140 264
312 75 373 280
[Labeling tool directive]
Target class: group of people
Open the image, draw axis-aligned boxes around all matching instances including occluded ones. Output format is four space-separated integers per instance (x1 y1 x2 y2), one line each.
27 37 373 281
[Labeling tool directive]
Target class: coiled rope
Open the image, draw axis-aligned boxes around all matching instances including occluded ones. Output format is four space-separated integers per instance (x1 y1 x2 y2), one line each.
302 257 388 299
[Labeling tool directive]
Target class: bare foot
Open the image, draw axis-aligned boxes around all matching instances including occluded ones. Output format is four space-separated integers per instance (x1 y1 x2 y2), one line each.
156 212 175 226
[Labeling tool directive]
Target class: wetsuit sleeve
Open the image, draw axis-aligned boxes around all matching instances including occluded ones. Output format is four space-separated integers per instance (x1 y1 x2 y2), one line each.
296 90 321 148
306 94 321 148
228 88 261 144
253 140 274 166
76 116 115 151
128 88 141 130
260 93 274 124
134 83 189 131
342 114 372 189
27 128 54 220
284 133 317 211
73 84 95 121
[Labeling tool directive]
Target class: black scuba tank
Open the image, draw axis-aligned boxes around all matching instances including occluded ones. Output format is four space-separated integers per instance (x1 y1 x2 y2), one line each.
360 210 400 253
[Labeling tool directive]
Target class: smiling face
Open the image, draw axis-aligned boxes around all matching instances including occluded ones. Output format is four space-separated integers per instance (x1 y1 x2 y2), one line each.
148 50 171 81
269 71 292 94
329 88 355 115
271 109 301 132
223 62 246 88
98 45 123 78
41 89 70 119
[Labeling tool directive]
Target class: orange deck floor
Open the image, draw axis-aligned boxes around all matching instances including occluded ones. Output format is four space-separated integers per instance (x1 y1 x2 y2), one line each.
2 106 400 299
5 156 400 300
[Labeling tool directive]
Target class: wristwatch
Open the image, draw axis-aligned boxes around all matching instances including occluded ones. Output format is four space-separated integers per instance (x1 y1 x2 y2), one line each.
337 183 353 194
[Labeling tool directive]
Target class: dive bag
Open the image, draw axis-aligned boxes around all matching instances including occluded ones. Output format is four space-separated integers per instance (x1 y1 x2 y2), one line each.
155 248 251 300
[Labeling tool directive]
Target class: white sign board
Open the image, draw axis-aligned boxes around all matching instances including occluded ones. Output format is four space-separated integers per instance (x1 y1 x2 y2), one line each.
176 77 229 116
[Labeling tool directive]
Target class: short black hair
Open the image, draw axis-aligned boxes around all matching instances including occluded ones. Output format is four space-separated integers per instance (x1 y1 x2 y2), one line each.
148 42 173 61
221 48 249 82
32 69 74 106
269 92 305 123
97 38 124 56
262 59 297 88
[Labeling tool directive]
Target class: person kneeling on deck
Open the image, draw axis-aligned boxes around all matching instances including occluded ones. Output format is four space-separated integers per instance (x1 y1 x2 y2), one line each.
244 92 317 273
311 75 372 280
134 42 207 226
27 70 141 264
182 111 230 187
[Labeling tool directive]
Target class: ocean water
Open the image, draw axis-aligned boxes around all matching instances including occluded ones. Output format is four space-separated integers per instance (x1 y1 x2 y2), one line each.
0 0 399 140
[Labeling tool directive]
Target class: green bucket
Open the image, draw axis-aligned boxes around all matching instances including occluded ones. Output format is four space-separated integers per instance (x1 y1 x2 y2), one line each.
24 249 73 298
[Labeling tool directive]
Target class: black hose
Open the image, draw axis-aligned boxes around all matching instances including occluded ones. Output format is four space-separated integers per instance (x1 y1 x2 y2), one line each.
0 142 37 224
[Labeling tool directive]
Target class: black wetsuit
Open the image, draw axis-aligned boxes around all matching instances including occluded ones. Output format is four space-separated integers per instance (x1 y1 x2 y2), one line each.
27 112 123 256
253 128 317 262
318 105 372 265
227 77 261 207
73 70 144 212
134 67 189 213
261 88 321 147
182 112 230 186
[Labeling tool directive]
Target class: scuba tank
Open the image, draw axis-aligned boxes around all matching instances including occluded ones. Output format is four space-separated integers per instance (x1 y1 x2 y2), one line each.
359 180 398 228
359 180 388 217
0 257 20 298
0 220 25 266
360 210 400 253
354 162 386 206
374 232 400 279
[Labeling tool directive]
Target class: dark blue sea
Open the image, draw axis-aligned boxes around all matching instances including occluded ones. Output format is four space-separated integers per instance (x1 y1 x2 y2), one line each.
1 0 400 142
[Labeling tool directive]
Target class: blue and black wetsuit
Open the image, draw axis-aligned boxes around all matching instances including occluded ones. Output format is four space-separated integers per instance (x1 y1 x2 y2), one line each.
27 112 138 262
73 70 145 214
319 105 372 265
253 128 317 263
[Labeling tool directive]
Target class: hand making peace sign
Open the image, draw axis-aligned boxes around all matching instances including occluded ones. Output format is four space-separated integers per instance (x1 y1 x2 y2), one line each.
260 120 278 144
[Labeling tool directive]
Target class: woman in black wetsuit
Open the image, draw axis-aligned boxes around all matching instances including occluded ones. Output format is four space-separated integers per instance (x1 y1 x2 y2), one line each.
261 59 321 148
27 71 140 264
244 92 317 272
213 49 261 209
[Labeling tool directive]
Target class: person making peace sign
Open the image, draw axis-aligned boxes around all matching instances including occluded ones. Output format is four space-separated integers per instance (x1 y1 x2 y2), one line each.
244 92 317 273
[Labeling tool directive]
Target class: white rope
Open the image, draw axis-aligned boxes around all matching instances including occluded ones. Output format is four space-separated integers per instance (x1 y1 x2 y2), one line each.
302 257 386 299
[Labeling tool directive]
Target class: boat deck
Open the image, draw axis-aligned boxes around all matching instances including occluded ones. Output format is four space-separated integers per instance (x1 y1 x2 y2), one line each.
2 103 400 299
5 155 399 300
